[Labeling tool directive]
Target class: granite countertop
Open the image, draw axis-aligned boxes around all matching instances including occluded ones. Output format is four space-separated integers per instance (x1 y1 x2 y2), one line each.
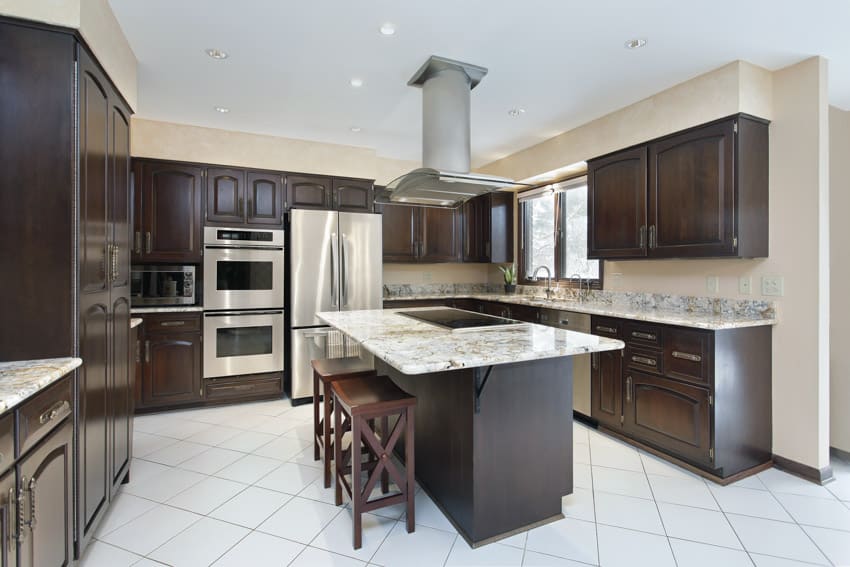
318 308 624 375
130 306 204 314
130 318 143 329
387 293 776 330
0 358 81 413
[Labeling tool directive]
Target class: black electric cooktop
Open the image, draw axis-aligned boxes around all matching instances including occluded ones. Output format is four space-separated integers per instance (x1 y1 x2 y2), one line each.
398 308 526 331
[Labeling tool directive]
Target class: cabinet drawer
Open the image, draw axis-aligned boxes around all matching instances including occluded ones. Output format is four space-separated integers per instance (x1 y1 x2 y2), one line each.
0 413 13 475
592 316 622 338
664 328 712 385
143 313 201 333
624 322 663 347
626 346 663 376
204 373 282 402
17 374 73 456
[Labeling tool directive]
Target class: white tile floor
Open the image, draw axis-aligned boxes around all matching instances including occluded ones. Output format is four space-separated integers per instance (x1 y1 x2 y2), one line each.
81 398 850 567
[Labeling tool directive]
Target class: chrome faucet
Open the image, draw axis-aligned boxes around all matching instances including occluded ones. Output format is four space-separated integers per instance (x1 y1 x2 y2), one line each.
570 273 590 303
532 266 553 300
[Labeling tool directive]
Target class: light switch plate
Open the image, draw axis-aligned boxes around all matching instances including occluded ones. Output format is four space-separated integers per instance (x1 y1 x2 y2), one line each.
761 275 784 296
739 276 752 294
706 276 720 294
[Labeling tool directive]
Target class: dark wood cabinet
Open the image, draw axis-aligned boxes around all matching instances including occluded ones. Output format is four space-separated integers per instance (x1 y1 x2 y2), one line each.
333 177 374 212
0 470 15 567
420 207 461 262
588 114 769 260
462 192 514 263
134 161 203 263
206 167 245 225
591 315 771 479
139 314 203 409
246 170 285 226
286 174 332 210
380 204 419 262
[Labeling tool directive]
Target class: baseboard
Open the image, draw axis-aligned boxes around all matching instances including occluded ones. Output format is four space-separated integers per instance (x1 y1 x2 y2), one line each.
831 446 850 463
772 453 834 484
573 411 597 428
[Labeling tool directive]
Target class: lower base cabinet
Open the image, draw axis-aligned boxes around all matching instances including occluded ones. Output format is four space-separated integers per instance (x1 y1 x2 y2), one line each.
591 349 623 430
136 313 203 410
0 470 16 567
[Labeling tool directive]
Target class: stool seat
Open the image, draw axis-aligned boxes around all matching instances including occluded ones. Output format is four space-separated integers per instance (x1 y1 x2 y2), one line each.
311 357 375 381
332 375 416 415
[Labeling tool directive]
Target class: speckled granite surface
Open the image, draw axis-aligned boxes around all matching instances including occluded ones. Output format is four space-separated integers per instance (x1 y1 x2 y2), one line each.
0 358 81 412
318 308 624 375
130 306 203 314
130 318 143 329
383 284 776 330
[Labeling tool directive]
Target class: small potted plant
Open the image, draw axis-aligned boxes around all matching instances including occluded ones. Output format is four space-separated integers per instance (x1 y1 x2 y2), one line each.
499 264 517 293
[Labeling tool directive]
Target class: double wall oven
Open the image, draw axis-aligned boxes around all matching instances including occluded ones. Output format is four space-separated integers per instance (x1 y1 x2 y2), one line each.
203 227 285 379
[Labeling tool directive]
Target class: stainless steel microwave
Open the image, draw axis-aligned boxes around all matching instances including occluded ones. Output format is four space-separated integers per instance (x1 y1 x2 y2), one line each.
131 265 196 306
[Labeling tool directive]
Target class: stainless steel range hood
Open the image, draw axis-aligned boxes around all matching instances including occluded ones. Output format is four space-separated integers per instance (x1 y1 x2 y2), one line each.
381 56 520 208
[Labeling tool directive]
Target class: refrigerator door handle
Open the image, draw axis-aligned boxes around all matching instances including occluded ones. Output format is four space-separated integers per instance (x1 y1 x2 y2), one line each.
330 233 339 306
341 233 348 307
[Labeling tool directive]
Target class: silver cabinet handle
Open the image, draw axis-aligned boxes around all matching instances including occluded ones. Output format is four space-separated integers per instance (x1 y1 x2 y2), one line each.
27 478 36 530
160 321 185 327
592 352 598 370
631 331 657 341
649 225 657 249
626 376 632 402
639 225 646 249
145 232 152 254
631 355 657 367
596 325 617 334
672 351 702 362
8 487 19 543
145 340 150 363
39 400 70 425
134 231 142 254
16 481 25 542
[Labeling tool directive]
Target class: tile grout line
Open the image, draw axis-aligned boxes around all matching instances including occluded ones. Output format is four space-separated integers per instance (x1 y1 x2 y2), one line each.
638 449 680 567
588 436 602 566
766 485 836 565
701 474 755 567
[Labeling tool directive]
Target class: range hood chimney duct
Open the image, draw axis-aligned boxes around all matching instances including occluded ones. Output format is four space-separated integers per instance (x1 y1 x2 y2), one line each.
381 56 521 208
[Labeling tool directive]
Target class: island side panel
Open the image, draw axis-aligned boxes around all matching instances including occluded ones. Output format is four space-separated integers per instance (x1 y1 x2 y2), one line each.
472 357 573 543
376 361 476 536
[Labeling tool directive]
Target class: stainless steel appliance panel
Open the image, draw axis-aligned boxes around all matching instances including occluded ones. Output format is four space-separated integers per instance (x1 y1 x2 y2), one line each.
290 210 338 327
338 212 383 312
290 327 372 399
540 308 592 416
203 245 284 311
203 310 284 378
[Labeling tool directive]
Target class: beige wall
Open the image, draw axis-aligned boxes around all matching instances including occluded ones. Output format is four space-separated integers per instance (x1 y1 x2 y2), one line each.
482 59 832 471
0 0 138 109
831 106 850 453
383 264 492 285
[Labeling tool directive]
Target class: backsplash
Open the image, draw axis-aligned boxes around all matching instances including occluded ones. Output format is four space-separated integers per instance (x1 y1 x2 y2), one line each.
383 283 776 319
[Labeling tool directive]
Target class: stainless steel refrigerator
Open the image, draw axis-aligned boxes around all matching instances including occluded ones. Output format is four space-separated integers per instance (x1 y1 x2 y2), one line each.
288 209 382 401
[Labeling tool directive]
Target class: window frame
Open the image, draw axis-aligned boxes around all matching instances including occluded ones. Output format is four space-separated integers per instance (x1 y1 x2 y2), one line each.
517 174 603 289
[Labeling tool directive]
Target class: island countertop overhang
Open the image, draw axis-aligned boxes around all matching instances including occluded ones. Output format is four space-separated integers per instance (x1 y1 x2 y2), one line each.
317 307 625 375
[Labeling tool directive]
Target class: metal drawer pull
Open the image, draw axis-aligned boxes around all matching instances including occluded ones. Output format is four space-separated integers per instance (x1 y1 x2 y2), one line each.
672 351 702 362
134 231 142 254
631 331 656 341
632 355 657 366
27 478 36 529
8 487 19 542
596 325 617 334
38 400 70 425
592 352 598 370
145 340 151 363
626 376 632 402
145 232 152 254
160 321 186 327
16 483 25 542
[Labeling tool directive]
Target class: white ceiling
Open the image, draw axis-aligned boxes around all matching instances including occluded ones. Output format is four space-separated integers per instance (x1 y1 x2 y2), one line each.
110 0 850 168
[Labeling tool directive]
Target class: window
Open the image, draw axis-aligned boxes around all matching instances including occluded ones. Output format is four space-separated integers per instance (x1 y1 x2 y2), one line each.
518 175 601 287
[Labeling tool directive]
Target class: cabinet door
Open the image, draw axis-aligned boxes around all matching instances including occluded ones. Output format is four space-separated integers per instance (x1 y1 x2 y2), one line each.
587 147 648 259
140 162 203 262
623 372 712 465
142 332 202 408
18 419 74 567
462 195 489 262
246 171 284 227
482 301 511 319
206 168 246 225
333 178 373 212
489 192 514 264
379 204 419 262
420 207 460 262
110 103 131 289
110 296 132 495
0 471 16 567
649 120 736 257
591 349 623 429
287 174 332 210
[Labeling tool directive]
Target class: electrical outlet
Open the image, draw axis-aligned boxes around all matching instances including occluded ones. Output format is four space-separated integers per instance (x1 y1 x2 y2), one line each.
739 276 752 295
761 275 784 296
422 271 433 283
706 276 720 294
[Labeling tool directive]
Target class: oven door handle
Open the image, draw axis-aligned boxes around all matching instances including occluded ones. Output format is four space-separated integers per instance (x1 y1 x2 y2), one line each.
203 245 284 251
204 310 284 317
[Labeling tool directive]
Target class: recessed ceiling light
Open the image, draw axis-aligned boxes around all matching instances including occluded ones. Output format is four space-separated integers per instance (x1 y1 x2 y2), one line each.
350 126 362 133
508 108 526 117
624 38 647 49
214 106 230 113
350 77 364 88
205 48 228 60
380 22 396 36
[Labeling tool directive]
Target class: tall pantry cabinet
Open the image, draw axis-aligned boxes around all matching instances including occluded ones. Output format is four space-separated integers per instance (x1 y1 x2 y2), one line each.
0 17 134 558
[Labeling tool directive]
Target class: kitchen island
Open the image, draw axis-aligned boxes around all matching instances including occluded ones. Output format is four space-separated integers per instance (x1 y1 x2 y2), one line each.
317 307 624 546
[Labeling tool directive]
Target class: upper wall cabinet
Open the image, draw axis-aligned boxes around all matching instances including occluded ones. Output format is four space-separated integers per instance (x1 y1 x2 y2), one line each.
378 202 461 263
333 177 374 212
205 168 285 227
287 174 375 213
133 161 203 263
461 192 515 264
588 114 769 260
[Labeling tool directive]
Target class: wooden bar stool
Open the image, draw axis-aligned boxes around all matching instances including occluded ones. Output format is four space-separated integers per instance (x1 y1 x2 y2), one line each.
312 358 376 488
332 375 416 550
